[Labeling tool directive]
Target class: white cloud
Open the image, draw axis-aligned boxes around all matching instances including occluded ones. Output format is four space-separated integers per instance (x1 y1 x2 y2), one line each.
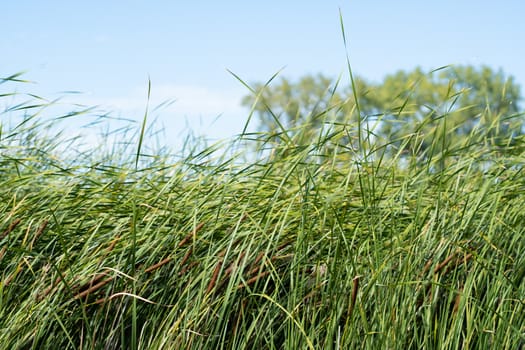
59 84 251 150
153 84 244 116
73 84 245 119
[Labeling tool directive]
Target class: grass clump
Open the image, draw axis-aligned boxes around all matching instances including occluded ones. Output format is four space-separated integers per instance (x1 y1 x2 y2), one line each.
0 72 524 349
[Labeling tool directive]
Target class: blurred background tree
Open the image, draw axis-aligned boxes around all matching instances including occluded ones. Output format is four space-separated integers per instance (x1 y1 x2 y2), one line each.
242 65 523 160
371 66 522 158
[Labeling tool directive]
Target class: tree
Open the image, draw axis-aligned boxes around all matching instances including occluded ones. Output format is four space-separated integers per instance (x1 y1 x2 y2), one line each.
371 66 522 157
241 73 373 155
242 74 341 131
241 65 523 159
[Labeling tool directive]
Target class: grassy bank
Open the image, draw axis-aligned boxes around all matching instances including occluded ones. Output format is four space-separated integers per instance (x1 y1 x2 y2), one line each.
1 75 524 349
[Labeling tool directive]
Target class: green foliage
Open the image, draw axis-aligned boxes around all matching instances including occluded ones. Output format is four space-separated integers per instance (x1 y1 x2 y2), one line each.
242 65 523 160
1 75 524 349
372 66 522 158
241 73 367 132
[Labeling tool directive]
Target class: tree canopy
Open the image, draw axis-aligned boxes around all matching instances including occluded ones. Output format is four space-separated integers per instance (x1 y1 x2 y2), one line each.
241 65 523 160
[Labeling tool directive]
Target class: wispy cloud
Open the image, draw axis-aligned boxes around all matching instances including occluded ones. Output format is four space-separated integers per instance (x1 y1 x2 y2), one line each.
60 84 250 149
74 84 244 118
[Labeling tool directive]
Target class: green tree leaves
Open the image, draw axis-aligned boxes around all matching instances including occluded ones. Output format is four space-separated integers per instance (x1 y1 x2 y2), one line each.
241 65 523 160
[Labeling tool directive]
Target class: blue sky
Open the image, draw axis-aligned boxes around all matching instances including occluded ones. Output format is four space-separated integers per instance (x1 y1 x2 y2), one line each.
2 0 524 150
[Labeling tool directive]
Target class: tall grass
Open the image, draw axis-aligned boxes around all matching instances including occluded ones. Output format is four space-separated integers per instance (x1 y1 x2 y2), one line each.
0 72 524 349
